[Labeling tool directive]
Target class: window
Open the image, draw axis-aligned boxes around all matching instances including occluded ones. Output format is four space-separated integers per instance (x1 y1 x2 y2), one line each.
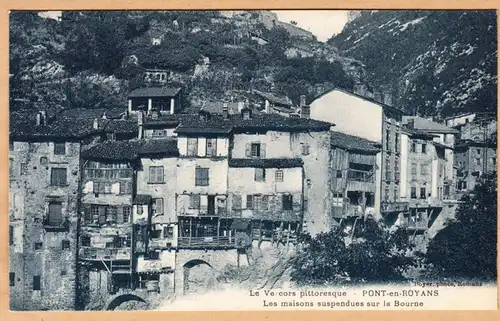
9 272 15 286
62 240 70 250
9 141 14 151
54 143 66 155
411 163 417 180
411 142 417 153
123 206 131 223
149 166 164 183
190 195 201 209
9 225 13 245
477 149 481 155
81 235 91 247
106 206 117 224
251 143 261 157
9 158 13 177
384 188 390 201
420 164 429 176
187 138 198 156
385 129 391 151
476 158 481 166
336 170 342 178
34 242 43 250
282 195 293 210
420 187 426 199
254 168 266 182
152 198 164 215
491 158 497 166
411 187 417 199
152 129 166 137
206 138 217 157
253 195 262 210
395 133 400 153
47 202 63 226
40 157 48 165
275 169 284 182
301 143 310 156
232 194 242 209
393 187 399 201
195 167 209 186
262 195 269 210
50 168 67 186
119 182 132 195
246 195 253 209
164 226 174 238
332 193 343 207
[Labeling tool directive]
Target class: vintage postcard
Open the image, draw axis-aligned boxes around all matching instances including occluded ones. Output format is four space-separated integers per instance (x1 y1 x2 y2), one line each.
7 9 497 312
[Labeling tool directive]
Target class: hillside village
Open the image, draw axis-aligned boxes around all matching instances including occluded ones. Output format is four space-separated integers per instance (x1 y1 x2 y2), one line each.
8 10 498 311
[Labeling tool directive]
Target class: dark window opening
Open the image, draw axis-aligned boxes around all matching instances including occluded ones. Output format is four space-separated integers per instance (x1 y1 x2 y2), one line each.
33 275 41 290
34 242 43 250
81 235 91 247
54 142 66 155
251 143 261 157
47 202 63 226
336 170 342 178
9 272 15 286
411 187 417 199
282 195 293 210
420 187 426 199
9 226 13 245
50 168 67 186
62 240 70 250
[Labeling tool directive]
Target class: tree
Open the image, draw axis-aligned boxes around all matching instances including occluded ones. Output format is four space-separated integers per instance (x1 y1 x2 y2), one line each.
424 172 497 281
290 218 416 286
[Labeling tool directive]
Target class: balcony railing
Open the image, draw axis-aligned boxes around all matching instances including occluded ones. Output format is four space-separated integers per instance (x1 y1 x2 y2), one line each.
149 238 174 249
79 247 131 261
177 236 236 248
251 229 298 244
347 169 374 182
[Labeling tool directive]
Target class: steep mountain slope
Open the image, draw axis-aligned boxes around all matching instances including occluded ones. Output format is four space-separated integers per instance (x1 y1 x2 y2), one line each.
329 10 497 118
9 10 363 112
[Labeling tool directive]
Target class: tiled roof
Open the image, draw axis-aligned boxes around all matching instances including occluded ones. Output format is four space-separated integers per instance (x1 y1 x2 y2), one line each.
82 139 179 161
134 194 152 205
201 101 241 114
330 131 380 153
228 158 304 168
173 112 333 134
58 107 127 119
401 126 437 138
253 90 293 107
128 87 181 98
103 119 137 134
10 112 101 140
403 116 459 134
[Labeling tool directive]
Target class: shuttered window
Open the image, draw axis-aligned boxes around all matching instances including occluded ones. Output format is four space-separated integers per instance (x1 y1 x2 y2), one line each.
153 198 164 215
254 168 266 182
51 168 67 186
195 167 209 186
187 138 198 156
206 138 217 157
9 272 15 286
47 202 63 226
149 166 164 183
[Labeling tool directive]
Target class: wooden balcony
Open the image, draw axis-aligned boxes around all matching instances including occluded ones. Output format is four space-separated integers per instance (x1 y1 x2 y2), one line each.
149 238 174 249
79 247 131 261
347 169 374 182
177 236 237 249
251 229 298 244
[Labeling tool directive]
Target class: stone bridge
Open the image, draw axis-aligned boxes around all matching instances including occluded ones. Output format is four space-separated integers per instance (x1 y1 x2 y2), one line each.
105 290 150 311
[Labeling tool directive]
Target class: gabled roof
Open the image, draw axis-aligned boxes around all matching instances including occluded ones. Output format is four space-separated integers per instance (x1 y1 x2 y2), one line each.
253 90 293 107
330 131 380 154
403 116 459 134
82 139 179 161
311 87 404 115
128 87 181 98
229 158 304 168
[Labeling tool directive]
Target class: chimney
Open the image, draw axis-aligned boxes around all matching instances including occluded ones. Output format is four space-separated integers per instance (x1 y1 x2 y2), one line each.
242 107 252 120
93 118 99 130
222 103 229 119
36 111 47 126
300 95 306 107
407 118 415 130
301 105 310 119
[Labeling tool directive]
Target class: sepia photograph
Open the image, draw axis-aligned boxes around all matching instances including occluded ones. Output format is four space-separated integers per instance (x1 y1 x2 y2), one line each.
8 9 498 311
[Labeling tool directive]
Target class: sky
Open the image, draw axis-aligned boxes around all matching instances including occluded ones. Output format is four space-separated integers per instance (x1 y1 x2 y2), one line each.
273 10 349 42
37 10 350 42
